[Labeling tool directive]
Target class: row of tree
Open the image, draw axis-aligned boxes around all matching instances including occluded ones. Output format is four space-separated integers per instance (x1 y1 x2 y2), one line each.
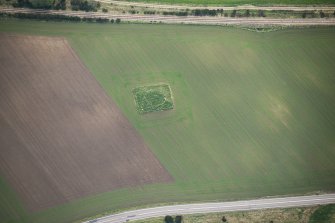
163 215 278 223
159 9 266 17
13 0 66 10
70 0 100 12
164 215 183 223
12 0 100 11
0 12 121 23
162 11 188 16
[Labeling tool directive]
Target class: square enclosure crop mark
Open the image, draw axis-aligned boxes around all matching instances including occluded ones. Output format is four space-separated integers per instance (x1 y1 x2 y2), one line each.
133 84 174 114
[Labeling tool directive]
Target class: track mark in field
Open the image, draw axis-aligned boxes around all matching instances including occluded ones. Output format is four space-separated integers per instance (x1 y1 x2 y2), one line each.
269 96 291 129
257 94 292 132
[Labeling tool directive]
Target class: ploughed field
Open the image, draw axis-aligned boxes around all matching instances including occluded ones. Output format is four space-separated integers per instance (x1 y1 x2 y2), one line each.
0 20 335 223
0 34 172 212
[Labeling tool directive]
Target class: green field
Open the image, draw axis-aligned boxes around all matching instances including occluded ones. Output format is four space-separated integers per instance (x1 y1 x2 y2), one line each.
125 0 335 6
0 20 335 223
133 84 174 114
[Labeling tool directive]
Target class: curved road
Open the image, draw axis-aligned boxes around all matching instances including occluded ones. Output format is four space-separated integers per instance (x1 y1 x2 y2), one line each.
83 193 335 223
2 8 335 26
98 0 335 11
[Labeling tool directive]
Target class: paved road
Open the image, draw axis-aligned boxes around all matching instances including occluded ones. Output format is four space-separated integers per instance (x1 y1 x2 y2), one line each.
83 193 335 223
98 0 335 11
2 8 335 26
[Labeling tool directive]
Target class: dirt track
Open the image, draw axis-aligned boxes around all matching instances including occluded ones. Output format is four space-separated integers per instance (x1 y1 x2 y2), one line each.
1 7 335 26
99 0 335 11
0 34 172 212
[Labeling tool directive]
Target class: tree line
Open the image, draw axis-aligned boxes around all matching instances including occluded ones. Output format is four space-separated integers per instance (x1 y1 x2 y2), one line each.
13 0 66 10
164 215 183 223
0 12 121 23
70 0 100 12
160 9 266 17
12 0 100 11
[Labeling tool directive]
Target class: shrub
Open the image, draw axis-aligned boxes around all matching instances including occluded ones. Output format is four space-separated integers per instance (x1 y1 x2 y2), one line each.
245 9 250 17
96 18 109 23
30 0 53 9
82 17 95 22
12 0 66 10
164 216 174 223
258 10 265 17
192 9 217 16
162 11 187 16
175 215 183 223
320 11 325 18
231 10 236 17
144 11 156 15
0 12 81 21
71 0 98 12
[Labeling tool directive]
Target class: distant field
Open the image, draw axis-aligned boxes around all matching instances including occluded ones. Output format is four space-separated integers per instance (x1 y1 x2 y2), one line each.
124 0 335 6
0 20 335 223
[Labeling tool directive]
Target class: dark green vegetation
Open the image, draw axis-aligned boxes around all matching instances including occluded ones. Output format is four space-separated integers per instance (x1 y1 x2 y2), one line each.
0 20 335 223
133 84 174 114
309 204 335 222
126 0 335 6
12 0 66 10
70 0 100 12
164 215 183 223
3 0 100 11
0 12 122 23
156 9 335 18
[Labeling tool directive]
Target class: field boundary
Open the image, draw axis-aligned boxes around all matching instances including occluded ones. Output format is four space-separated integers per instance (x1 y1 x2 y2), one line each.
1 7 335 26
98 0 335 10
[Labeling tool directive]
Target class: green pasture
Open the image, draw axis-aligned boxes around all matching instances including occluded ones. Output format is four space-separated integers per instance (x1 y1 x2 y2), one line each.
125 0 335 6
0 20 335 223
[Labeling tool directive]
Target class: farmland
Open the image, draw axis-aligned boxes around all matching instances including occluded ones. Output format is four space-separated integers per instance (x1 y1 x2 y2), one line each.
0 34 172 212
0 20 335 223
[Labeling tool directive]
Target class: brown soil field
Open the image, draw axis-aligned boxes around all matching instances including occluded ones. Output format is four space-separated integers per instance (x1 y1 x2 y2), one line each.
0 34 172 212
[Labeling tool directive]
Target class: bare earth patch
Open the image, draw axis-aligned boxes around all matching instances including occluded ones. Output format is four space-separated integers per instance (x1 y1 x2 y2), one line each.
0 34 172 212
